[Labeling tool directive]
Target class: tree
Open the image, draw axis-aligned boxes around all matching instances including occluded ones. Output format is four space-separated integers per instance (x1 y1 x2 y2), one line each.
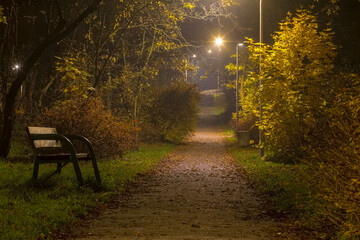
0 0 101 158
53 0 230 120
245 10 336 159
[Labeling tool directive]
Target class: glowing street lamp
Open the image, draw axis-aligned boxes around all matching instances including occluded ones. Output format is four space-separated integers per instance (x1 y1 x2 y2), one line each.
215 37 223 46
12 64 23 95
215 37 223 89
12 64 20 70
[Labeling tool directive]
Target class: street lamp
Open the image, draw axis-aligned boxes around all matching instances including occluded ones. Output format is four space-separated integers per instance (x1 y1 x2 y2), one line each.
13 64 23 95
13 64 20 70
259 0 264 157
235 43 244 130
215 37 223 89
215 37 223 46
185 54 197 82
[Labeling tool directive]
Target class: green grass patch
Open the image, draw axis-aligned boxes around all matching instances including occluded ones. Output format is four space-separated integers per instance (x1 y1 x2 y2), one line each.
0 143 174 240
8 139 32 159
228 142 317 219
219 124 233 135
214 92 226 116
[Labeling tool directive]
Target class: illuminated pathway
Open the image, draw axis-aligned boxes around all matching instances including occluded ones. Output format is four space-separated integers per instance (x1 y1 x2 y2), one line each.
72 91 283 240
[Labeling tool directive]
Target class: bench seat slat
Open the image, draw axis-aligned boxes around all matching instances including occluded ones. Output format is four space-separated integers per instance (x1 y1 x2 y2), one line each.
37 153 90 162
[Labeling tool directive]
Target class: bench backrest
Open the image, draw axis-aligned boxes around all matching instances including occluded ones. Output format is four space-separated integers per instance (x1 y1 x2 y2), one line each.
26 127 62 149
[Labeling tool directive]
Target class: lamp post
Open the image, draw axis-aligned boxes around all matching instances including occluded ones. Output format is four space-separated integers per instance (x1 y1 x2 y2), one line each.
185 54 197 82
259 0 264 157
215 38 223 89
235 43 244 130
13 64 22 95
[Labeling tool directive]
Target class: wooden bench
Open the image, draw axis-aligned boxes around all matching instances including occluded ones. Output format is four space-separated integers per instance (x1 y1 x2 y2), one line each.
26 127 101 185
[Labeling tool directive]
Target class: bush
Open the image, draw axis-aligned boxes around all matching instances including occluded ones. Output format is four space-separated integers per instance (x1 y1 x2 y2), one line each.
244 10 336 160
230 112 257 131
302 75 360 238
145 82 200 143
35 97 138 157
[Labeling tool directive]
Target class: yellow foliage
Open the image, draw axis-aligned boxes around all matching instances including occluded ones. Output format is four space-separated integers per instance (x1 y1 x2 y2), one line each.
245 10 336 158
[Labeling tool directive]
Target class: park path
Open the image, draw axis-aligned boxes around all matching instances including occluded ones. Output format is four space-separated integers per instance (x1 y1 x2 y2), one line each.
72 90 283 240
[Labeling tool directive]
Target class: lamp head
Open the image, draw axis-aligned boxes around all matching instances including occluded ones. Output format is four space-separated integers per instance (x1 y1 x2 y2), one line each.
215 37 223 46
13 64 20 70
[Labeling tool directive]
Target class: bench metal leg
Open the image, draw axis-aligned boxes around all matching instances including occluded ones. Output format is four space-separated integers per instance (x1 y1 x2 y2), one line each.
56 163 62 174
71 158 84 185
90 156 101 184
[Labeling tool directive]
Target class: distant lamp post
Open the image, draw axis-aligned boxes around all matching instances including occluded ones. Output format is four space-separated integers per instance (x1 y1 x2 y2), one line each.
185 54 197 82
13 64 23 95
215 37 223 89
235 43 244 130
12 64 20 70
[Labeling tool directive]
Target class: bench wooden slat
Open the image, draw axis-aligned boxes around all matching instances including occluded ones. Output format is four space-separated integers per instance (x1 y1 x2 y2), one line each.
27 127 61 148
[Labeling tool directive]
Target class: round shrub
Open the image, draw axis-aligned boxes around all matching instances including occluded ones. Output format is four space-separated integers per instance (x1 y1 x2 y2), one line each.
146 82 200 143
35 97 138 157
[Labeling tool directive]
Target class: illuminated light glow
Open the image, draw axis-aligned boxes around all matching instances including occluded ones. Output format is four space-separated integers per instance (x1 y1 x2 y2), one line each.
13 64 20 70
215 37 223 46
208 50 212 54
193 54 196 58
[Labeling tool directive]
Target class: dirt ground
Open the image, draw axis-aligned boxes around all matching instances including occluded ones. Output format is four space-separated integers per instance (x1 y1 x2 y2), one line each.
70 91 287 240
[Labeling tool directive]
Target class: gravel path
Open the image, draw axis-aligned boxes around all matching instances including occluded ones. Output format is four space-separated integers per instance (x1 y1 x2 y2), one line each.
71 92 283 240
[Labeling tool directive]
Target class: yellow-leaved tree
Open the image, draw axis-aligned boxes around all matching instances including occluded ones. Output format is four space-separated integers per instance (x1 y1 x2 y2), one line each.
245 10 336 160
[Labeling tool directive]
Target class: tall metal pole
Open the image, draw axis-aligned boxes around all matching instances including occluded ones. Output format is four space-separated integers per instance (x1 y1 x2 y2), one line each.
235 44 239 130
217 49 220 89
259 0 264 157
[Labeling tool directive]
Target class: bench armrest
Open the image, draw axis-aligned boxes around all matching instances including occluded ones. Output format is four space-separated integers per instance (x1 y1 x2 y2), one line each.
64 135 96 158
65 135 101 184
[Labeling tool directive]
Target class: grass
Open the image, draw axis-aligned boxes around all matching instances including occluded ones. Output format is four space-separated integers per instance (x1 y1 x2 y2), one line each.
8 139 32 159
0 142 174 240
214 92 226 116
228 140 317 220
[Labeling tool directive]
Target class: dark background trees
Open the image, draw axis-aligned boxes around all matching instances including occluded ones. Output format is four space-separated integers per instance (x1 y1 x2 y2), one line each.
0 0 230 158
0 0 101 157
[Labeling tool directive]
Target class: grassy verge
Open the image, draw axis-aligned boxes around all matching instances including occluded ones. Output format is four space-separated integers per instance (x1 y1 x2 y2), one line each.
0 143 174 240
214 92 226 116
229 140 317 222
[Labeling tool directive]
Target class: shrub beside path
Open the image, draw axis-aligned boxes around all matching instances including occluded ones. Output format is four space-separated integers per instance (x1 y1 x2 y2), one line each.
72 92 285 239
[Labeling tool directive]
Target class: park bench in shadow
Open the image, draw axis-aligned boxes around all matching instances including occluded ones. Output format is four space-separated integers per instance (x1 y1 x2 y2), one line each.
26 127 101 185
